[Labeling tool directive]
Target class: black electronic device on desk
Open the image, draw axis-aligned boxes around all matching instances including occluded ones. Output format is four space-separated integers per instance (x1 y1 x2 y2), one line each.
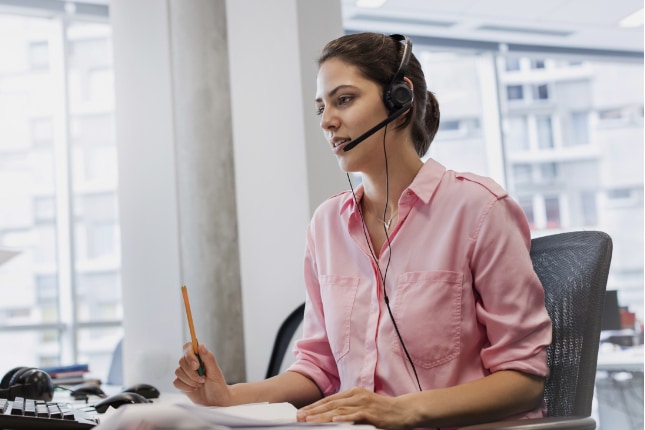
0 396 99 429
0 364 162 429
93 391 152 413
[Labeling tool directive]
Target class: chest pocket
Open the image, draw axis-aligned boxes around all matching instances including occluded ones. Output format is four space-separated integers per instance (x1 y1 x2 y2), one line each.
390 271 463 369
319 275 359 361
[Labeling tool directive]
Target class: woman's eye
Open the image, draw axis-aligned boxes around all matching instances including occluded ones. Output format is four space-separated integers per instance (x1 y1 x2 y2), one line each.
315 105 324 116
338 95 352 105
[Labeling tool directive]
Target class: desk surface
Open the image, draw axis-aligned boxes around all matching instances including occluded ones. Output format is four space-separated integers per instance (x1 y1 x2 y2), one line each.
596 344 644 372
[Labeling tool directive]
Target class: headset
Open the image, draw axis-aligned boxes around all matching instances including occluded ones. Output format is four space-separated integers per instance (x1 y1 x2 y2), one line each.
0 366 54 401
384 34 414 113
342 34 414 152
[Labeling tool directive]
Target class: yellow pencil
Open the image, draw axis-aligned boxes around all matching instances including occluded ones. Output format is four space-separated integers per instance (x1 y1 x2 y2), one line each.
181 285 204 376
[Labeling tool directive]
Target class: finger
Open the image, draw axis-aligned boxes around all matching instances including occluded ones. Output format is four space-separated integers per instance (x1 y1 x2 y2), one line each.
172 376 200 392
331 410 365 424
182 342 203 372
298 399 342 421
174 361 204 388
198 344 225 382
298 390 352 414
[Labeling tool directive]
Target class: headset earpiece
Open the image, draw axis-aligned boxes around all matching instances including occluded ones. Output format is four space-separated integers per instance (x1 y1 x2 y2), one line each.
384 34 414 113
0 366 27 388
0 366 54 401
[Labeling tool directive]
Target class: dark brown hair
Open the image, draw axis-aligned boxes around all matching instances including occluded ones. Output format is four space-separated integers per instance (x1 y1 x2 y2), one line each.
318 32 440 157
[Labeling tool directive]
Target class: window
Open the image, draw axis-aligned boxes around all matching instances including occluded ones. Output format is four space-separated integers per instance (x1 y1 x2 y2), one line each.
0 12 121 377
438 119 461 132
544 196 562 228
28 41 49 70
532 84 549 100
581 191 598 226
505 116 529 151
518 197 536 229
505 57 521 71
536 115 554 149
512 164 532 184
598 105 643 126
539 162 558 182
421 50 643 322
506 84 524 101
568 111 590 146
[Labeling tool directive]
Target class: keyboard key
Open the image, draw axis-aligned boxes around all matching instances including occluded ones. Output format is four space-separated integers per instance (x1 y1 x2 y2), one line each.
0 396 98 429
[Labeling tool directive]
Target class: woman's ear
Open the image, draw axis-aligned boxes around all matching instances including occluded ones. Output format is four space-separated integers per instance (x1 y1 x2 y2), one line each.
403 76 414 92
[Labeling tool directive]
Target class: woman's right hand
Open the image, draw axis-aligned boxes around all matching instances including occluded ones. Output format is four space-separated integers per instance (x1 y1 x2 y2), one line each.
173 342 233 406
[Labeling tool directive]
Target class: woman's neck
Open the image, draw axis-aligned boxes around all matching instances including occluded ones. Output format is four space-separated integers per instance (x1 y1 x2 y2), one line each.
360 153 423 213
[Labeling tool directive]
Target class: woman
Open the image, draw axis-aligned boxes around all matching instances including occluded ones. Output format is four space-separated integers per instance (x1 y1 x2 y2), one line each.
173 32 552 430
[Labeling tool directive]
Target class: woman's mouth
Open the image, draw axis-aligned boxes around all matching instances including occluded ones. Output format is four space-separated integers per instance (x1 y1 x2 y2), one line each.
333 138 350 148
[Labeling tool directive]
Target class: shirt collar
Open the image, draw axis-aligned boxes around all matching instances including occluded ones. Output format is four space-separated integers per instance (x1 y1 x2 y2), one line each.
338 158 447 216
408 158 446 204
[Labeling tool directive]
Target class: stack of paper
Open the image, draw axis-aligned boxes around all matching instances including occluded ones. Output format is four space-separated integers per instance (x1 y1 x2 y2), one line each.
93 402 376 430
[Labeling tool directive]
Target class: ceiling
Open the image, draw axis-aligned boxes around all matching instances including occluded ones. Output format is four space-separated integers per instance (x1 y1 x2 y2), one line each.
6 0 642 58
341 0 644 58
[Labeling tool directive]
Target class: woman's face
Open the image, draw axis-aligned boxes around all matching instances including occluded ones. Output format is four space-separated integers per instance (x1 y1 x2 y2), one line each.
315 57 391 172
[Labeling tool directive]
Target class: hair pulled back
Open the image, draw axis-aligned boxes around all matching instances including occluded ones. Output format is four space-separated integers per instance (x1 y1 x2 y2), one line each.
318 32 440 157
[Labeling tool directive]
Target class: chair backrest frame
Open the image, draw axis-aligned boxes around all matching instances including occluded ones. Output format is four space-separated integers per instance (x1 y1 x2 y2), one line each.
530 230 613 417
265 302 305 379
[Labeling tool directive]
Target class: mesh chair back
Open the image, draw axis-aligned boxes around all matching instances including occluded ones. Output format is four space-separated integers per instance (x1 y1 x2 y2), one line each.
530 231 613 417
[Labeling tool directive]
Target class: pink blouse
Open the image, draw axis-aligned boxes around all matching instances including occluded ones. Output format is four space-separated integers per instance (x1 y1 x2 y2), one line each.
288 158 552 421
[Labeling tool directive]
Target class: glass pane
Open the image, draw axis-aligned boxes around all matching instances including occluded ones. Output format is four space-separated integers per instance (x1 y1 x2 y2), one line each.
544 196 561 228
581 191 598 226
536 115 554 149
518 197 536 229
0 330 60 372
506 84 524 100
0 13 123 373
505 116 530 152
533 84 549 100
420 51 490 175
418 48 643 322
0 14 61 348
505 57 521 71
566 111 590 146
66 21 122 329
512 163 532 185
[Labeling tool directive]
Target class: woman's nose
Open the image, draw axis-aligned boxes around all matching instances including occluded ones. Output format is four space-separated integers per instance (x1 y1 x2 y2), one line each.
319 108 338 131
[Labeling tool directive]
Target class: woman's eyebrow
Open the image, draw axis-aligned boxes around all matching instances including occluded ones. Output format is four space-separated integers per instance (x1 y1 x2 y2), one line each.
315 84 355 103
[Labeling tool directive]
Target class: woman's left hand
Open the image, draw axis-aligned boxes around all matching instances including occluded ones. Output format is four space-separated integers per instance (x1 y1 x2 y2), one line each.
296 387 412 430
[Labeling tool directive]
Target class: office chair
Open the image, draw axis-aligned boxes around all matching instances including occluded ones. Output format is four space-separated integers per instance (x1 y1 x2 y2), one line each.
265 302 305 379
463 230 613 430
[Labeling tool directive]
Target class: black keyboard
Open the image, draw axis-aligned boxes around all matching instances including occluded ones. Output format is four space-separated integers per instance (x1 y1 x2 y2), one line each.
0 397 99 429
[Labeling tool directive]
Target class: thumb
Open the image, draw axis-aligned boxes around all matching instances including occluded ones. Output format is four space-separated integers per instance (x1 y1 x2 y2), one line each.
198 344 225 381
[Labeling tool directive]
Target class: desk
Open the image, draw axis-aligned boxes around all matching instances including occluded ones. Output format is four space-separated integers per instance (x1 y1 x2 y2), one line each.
595 345 644 430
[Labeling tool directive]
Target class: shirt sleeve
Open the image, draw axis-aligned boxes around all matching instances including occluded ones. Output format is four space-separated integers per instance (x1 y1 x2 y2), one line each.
286 222 341 396
470 195 553 377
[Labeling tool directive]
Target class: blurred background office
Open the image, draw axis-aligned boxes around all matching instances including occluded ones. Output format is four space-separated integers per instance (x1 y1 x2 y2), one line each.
0 0 642 428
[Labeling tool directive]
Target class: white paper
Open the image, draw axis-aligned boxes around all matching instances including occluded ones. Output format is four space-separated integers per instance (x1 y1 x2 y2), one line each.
92 402 376 430
175 402 298 426
92 402 297 430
